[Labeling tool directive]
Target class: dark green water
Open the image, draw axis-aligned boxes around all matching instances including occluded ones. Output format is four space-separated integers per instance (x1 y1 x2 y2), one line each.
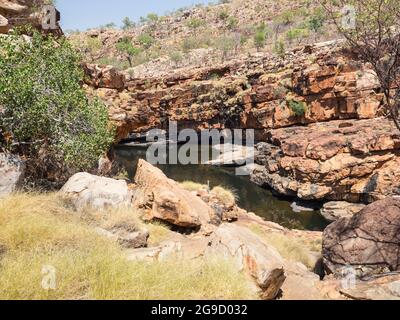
115 146 328 231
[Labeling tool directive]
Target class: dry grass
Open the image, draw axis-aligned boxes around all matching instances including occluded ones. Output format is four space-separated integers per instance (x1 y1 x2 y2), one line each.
145 221 173 246
248 223 319 269
211 186 237 207
0 193 257 300
180 181 207 192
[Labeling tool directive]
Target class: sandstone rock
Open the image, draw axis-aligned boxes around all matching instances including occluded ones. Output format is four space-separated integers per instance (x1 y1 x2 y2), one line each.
0 153 25 197
82 41 382 142
206 144 254 167
280 261 327 300
95 227 149 249
206 223 286 300
83 64 126 90
339 276 400 300
252 118 400 202
133 159 216 230
60 172 133 210
321 201 366 222
323 198 400 277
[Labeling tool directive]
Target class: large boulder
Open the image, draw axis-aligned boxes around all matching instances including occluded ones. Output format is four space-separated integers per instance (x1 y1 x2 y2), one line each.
0 153 25 197
323 198 400 277
206 223 286 300
133 159 217 230
60 172 133 210
321 201 366 222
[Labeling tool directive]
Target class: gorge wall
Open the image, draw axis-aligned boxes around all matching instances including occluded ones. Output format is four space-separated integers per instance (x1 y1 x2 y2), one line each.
84 40 400 203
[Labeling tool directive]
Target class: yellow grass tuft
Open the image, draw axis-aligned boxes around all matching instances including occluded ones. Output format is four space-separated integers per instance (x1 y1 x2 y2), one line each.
180 181 207 192
211 186 237 207
248 223 319 270
0 193 257 300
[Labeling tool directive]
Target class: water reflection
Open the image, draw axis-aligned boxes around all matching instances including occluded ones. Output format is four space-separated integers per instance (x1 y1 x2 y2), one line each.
114 146 328 231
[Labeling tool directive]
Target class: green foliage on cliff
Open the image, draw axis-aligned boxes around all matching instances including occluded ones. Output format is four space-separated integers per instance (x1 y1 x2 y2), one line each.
288 99 307 117
0 30 114 182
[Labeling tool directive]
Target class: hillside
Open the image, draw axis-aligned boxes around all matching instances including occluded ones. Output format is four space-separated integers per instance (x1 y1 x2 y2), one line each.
68 0 337 78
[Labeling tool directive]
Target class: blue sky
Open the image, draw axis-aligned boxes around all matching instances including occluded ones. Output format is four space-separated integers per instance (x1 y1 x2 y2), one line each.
57 0 215 31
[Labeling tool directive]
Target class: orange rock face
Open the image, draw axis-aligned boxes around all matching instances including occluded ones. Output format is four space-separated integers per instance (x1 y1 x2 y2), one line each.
84 41 399 202
251 118 400 202
84 41 384 142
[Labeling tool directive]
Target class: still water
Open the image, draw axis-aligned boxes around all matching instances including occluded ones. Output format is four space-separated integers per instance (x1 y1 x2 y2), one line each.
115 146 328 231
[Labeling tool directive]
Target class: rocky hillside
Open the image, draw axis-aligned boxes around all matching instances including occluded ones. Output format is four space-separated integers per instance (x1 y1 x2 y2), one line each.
68 0 335 77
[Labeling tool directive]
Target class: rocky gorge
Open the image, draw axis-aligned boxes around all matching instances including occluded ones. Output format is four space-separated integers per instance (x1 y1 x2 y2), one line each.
1 0 400 301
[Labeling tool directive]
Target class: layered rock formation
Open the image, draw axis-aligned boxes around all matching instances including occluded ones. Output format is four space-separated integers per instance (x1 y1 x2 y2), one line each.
251 118 400 202
84 40 400 202
85 41 383 142
0 0 61 34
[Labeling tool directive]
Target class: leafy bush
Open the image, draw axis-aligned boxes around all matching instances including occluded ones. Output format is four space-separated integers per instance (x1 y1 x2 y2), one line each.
218 10 230 20
137 33 155 49
116 37 142 67
288 99 307 116
273 39 286 57
122 17 135 30
0 30 114 184
286 28 309 44
307 9 325 32
186 18 205 30
254 23 270 51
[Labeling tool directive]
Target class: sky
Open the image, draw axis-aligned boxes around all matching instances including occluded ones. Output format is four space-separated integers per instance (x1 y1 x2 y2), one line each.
57 0 216 31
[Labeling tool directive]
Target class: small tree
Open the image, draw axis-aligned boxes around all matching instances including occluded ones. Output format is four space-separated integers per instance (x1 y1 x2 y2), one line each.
122 17 135 30
0 30 114 185
116 37 141 67
86 36 102 62
137 33 155 49
321 0 400 131
254 23 269 51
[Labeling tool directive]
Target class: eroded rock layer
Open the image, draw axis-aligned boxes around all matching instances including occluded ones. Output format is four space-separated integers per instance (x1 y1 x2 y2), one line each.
85 41 400 202
251 118 400 202
85 41 383 141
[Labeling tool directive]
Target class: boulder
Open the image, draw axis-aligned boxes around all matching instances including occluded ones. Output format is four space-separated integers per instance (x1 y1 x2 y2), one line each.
133 159 217 230
0 153 25 197
83 64 126 90
321 201 366 222
206 223 286 300
95 227 149 249
60 172 133 210
323 198 400 277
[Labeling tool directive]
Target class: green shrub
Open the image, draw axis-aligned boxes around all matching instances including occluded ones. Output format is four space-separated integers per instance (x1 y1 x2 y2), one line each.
288 99 307 116
116 37 142 67
307 9 325 33
254 23 270 51
273 39 286 57
122 17 135 30
226 16 239 30
186 18 205 29
137 33 155 49
218 10 229 20
0 30 114 182
286 28 309 44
